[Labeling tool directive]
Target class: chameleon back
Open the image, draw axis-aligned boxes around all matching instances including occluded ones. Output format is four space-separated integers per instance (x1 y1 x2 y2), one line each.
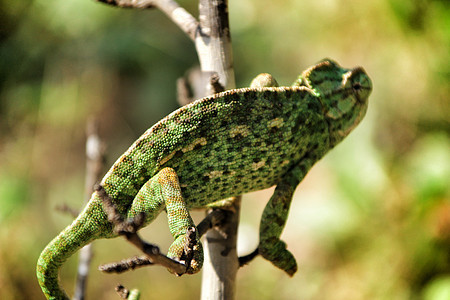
101 87 330 208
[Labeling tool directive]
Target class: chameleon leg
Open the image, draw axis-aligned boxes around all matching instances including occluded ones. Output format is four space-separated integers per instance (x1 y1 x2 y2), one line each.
258 171 302 276
127 167 203 274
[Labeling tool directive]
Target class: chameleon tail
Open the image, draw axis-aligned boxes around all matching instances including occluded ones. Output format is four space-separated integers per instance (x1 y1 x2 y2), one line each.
36 194 112 299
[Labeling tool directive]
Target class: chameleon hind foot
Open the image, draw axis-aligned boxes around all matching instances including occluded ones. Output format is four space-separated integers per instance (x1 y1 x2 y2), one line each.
238 248 259 267
259 240 298 276
239 243 297 276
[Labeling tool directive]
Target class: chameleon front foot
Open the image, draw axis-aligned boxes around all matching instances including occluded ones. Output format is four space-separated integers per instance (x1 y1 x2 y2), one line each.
168 227 203 274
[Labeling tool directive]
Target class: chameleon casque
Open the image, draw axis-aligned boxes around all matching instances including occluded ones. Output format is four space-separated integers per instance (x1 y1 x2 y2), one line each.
37 59 372 299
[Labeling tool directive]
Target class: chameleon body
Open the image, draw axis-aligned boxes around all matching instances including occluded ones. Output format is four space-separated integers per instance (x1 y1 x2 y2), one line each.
37 59 372 299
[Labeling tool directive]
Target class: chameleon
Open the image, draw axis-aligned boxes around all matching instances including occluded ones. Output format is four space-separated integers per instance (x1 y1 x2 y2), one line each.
37 59 372 299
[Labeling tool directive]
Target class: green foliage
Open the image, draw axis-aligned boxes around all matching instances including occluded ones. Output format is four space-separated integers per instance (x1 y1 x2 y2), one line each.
0 175 30 222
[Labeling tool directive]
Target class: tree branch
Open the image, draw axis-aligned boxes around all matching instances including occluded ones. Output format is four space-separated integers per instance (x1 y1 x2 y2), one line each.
194 1 238 299
97 0 199 40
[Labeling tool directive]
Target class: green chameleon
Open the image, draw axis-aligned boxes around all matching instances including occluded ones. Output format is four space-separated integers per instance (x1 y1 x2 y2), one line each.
37 59 372 299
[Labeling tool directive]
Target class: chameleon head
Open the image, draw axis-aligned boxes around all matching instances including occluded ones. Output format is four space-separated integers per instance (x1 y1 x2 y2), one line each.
295 59 372 146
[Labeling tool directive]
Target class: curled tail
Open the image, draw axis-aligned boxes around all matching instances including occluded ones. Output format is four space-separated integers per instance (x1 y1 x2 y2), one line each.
37 194 113 299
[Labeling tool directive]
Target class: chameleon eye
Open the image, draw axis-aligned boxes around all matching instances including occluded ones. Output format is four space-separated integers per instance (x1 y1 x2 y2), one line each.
352 82 362 92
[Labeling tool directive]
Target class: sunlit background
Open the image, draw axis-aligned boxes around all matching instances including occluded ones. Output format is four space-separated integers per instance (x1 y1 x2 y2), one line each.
0 0 449 299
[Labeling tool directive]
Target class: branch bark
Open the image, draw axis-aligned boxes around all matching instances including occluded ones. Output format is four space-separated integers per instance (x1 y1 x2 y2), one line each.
194 1 238 299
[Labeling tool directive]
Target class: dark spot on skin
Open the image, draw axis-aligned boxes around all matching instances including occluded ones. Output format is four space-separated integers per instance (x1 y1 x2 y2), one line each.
274 215 285 226
243 141 253 148
230 134 244 142
172 150 184 161
254 115 264 124
251 174 260 182
307 101 318 111
192 143 203 151
209 135 219 145
309 142 319 151
269 127 279 135
222 169 232 175
292 114 307 132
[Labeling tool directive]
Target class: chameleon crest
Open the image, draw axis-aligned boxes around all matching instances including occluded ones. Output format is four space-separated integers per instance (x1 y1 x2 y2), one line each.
37 59 372 299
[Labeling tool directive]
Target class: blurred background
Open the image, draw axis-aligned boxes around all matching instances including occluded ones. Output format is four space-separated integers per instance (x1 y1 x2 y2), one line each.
0 0 449 299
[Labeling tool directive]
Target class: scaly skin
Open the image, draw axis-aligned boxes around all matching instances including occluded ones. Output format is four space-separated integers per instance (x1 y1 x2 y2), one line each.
37 59 372 299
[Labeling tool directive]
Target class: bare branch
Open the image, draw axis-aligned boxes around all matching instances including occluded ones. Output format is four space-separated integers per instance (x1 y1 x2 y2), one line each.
115 285 141 299
55 203 80 218
97 0 155 9
99 255 153 274
73 118 106 300
97 0 199 40
154 0 199 40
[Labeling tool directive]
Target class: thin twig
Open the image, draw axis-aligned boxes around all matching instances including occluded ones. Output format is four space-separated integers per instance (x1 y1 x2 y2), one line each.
116 285 141 300
97 0 155 9
73 119 106 300
55 203 80 218
99 255 154 274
